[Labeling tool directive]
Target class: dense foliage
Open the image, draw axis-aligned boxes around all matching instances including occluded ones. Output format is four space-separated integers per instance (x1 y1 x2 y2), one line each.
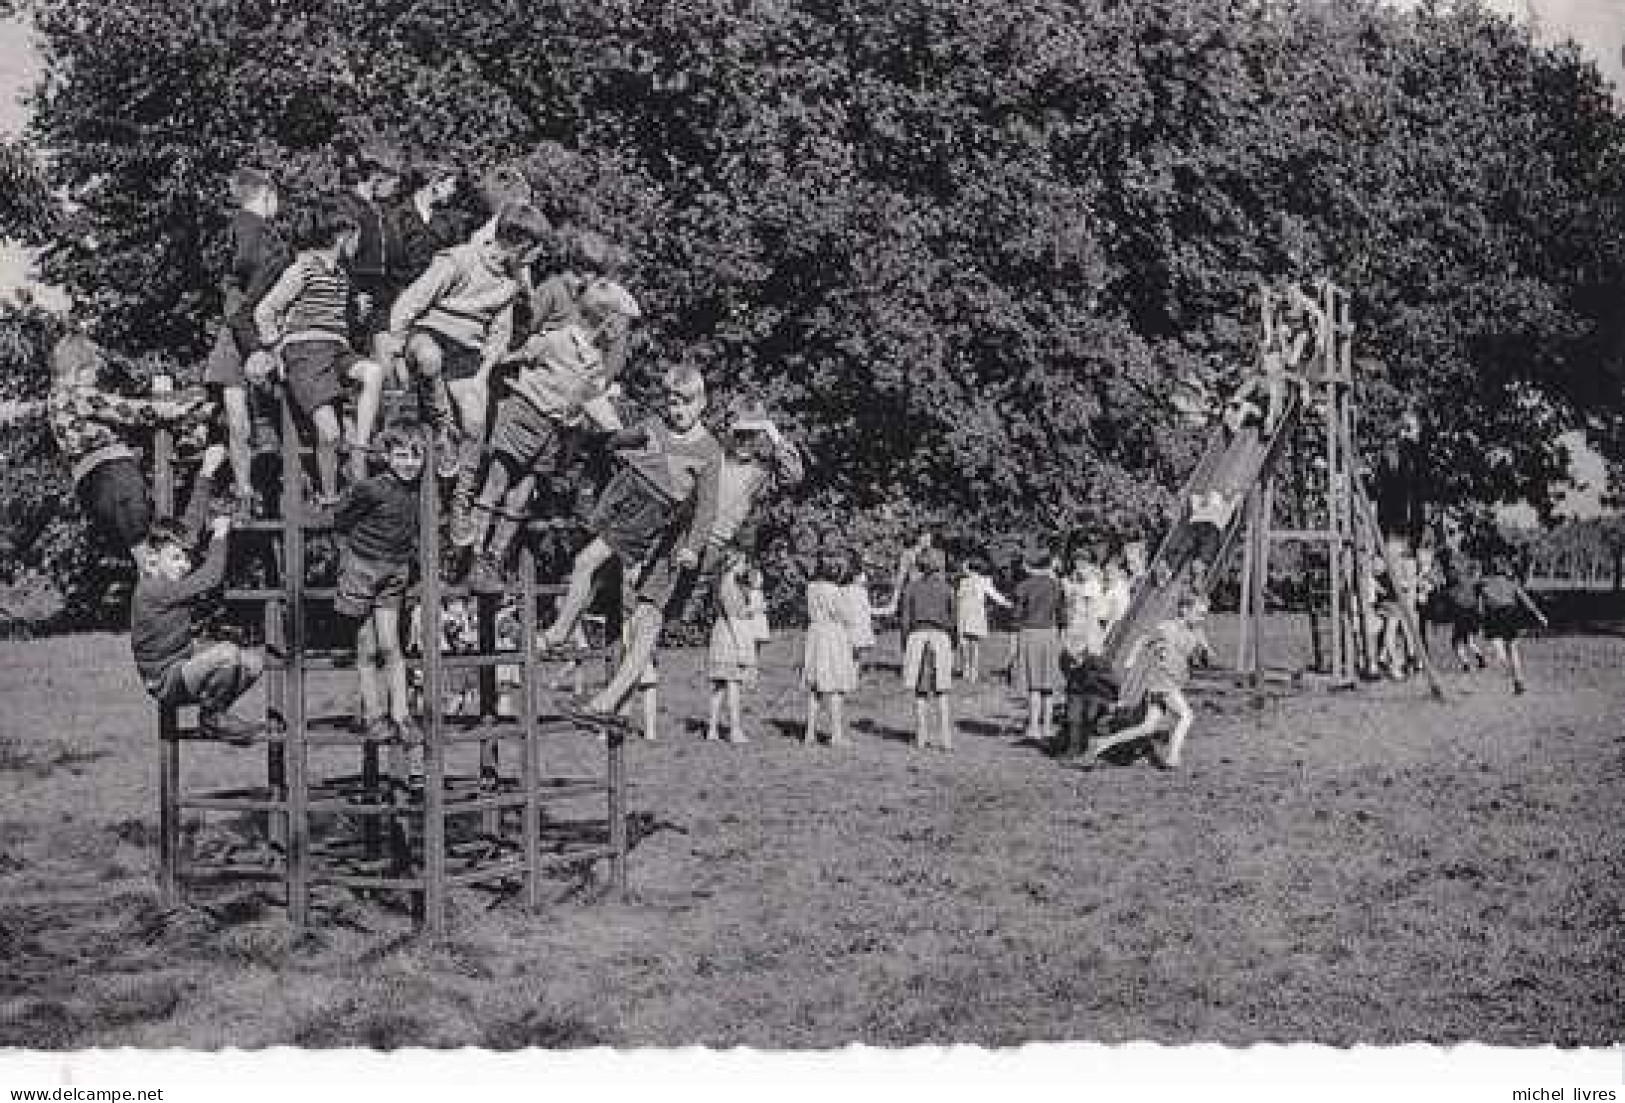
2 0 1623 611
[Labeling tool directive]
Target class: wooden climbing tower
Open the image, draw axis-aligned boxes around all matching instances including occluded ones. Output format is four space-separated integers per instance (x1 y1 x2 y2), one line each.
1234 279 1444 698
151 389 629 939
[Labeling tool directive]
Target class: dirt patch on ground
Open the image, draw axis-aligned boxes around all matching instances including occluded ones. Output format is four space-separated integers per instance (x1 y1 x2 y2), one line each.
0 623 1620 1047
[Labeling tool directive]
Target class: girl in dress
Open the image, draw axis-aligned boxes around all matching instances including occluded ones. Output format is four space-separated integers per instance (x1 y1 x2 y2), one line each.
803 550 859 746
705 556 756 743
841 547 877 678
955 556 1010 683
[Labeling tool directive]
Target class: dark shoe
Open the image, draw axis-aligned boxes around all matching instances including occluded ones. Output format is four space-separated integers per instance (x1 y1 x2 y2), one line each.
199 710 263 746
1513 681 1526 695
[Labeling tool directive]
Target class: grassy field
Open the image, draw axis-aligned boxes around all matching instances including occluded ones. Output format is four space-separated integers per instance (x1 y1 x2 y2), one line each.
0 617 1621 1048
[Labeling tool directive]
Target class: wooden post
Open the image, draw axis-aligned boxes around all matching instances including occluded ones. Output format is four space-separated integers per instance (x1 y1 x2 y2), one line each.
280 397 309 933
419 426 448 941
153 422 180 906
519 549 541 912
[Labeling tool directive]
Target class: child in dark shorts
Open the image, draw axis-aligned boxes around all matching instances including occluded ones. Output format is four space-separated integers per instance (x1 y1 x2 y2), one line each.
899 546 955 750
333 427 425 740
207 166 289 516
1476 557 1547 695
540 365 721 655
465 283 639 592
254 198 389 502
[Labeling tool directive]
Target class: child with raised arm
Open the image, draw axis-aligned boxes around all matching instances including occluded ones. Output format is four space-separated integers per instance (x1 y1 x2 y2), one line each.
132 505 263 743
383 202 552 552
332 427 425 741
1085 592 1214 770
48 326 210 567
705 555 756 744
1477 555 1548 695
803 550 858 747
254 198 390 496
206 166 289 517
956 556 1009 684
900 546 956 750
464 281 640 593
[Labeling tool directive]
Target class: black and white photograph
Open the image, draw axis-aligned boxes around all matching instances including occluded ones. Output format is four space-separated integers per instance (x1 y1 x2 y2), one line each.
0 0 1621 1091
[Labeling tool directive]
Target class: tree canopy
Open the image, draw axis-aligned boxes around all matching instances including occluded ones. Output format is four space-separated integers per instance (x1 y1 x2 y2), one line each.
3 0 1623 599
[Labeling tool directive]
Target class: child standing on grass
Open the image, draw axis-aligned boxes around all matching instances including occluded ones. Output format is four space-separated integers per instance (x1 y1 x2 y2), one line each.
1442 554 1487 671
332 427 425 741
705 556 756 744
1085 593 1214 770
900 546 955 750
1011 545 1065 745
956 556 1010 684
803 551 858 747
841 548 877 678
253 198 390 496
1477 556 1548 695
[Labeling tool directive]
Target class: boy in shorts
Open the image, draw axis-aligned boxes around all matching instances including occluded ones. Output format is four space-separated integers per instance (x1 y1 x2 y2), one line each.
382 202 552 551
539 365 721 658
899 546 955 750
464 282 639 593
333 427 425 739
253 198 389 501
206 166 289 515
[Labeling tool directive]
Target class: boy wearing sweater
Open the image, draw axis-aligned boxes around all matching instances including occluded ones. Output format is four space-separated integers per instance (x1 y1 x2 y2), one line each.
383 202 552 553
582 400 803 720
254 198 389 496
333 427 425 740
132 506 263 743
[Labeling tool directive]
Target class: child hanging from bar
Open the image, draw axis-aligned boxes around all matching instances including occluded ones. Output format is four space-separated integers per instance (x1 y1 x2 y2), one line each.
572 397 804 723
899 545 956 751
48 321 212 570
253 197 390 499
464 280 641 593
332 425 426 741
1083 591 1214 770
131 443 264 743
382 201 553 559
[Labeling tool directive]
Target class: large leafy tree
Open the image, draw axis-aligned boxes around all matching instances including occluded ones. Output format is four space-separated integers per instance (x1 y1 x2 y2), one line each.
5 0 1624 600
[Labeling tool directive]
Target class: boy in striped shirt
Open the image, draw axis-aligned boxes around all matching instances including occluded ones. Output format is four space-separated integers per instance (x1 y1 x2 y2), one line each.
254 198 389 502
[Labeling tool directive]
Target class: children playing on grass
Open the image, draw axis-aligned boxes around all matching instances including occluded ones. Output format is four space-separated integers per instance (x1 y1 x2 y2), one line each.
899 546 955 750
332 427 426 741
1084 592 1214 770
802 549 859 747
253 198 390 496
1477 555 1548 695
